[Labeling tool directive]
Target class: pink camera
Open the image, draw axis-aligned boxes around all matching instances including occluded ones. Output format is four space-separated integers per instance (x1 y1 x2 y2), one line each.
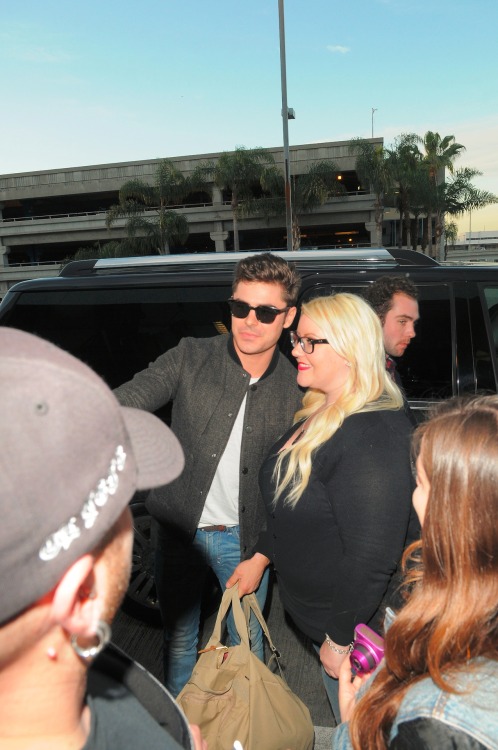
349 624 385 675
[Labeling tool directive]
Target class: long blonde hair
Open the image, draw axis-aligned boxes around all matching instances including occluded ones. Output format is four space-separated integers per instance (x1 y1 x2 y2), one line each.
273 293 403 507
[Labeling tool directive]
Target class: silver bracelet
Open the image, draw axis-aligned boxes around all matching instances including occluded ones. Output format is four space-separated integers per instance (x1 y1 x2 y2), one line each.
325 633 354 654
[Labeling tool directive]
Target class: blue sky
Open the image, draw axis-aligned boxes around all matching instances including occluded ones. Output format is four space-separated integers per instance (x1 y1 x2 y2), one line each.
2 0 497 236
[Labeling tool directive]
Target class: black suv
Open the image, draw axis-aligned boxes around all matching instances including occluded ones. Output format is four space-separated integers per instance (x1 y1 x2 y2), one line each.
2 247 497 618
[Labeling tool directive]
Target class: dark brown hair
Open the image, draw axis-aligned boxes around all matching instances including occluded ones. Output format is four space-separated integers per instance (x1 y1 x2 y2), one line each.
232 252 301 306
349 395 498 749
364 276 418 324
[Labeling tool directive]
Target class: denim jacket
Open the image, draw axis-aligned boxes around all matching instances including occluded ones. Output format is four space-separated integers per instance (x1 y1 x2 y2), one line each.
333 609 498 750
386 658 498 748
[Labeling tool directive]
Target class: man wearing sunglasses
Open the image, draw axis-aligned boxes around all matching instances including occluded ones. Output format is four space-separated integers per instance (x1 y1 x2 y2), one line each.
114 252 302 696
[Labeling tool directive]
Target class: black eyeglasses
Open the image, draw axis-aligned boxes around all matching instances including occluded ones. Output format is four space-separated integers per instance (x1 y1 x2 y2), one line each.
289 331 329 354
228 298 289 324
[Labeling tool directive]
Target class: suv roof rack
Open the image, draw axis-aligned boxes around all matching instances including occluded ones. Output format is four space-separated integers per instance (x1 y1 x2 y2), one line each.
385 248 439 266
60 247 433 278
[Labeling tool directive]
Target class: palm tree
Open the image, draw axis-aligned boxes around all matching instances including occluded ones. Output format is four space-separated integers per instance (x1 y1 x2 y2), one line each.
443 167 497 217
246 160 346 250
385 134 422 248
406 161 436 252
62 240 139 266
442 167 497 258
443 221 458 260
348 138 392 246
422 131 465 180
420 132 465 259
290 161 346 250
198 147 278 252
106 159 205 255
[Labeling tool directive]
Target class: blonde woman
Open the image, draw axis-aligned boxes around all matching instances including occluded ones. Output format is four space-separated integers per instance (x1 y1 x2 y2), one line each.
228 293 418 722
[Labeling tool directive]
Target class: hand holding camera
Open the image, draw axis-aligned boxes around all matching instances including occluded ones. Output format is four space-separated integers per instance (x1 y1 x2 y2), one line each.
349 624 385 676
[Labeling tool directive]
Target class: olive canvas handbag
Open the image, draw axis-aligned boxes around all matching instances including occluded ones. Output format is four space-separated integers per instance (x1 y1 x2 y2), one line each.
176 584 314 750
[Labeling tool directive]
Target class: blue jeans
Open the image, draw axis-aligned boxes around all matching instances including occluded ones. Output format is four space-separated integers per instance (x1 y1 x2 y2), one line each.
155 523 269 697
313 642 341 724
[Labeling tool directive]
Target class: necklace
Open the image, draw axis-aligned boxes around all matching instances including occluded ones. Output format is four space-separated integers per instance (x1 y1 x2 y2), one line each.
287 405 328 449
291 426 306 445
292 404 329 442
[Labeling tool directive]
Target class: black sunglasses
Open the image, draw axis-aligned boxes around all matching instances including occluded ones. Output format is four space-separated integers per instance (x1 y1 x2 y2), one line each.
228 298 289 324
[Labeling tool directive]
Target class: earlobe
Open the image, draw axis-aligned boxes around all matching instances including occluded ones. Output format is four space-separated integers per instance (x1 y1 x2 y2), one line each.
283 306 298 329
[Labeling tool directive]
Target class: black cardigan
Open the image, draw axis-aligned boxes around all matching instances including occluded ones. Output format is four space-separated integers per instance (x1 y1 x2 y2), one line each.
257 408 417 645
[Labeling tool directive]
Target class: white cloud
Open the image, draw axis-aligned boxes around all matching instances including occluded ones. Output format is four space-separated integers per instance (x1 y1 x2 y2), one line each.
3 44 71 63
327 45 350 54
0 27 71 64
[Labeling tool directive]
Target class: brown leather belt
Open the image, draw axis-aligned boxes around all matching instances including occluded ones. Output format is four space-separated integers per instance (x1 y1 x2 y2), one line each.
199 525 228 532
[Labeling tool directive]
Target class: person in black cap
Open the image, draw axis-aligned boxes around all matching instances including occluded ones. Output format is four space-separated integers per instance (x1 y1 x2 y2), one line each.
0 328 205 750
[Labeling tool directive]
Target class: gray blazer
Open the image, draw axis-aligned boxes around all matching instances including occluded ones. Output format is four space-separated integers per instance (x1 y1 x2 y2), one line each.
114 334 302 557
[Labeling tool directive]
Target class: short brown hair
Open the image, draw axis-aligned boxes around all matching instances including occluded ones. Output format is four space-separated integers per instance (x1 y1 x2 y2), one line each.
232 252 301 306
364 276 418 324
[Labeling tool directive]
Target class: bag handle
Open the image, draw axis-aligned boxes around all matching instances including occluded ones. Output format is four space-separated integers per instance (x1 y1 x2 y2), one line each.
207 583 251 649
241 594 285 678
241 594 275 650
205 584 287 680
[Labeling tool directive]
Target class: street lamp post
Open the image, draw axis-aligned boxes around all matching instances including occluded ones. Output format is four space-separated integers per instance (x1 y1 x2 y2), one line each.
278 0 293 252
371 107 377 138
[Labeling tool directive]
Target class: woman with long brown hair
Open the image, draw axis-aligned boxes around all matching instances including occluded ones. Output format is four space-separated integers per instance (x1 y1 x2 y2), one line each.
334 395 498 749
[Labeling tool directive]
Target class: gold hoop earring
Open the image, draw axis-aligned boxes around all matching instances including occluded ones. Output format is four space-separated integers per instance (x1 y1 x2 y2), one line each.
71 620 111 661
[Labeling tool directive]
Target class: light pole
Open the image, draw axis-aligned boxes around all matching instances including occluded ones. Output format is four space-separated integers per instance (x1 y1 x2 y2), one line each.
278 0 293 252
371 107 377 138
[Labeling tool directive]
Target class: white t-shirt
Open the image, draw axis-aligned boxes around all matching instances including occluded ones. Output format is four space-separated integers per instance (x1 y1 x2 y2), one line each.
198 377 258 527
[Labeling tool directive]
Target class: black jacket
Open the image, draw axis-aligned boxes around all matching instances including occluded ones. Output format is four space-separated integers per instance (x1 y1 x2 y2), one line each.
257 409 415 645
115 334 302 556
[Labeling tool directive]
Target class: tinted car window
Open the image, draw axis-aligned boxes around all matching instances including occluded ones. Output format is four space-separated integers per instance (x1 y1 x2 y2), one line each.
484 286 498 357
475 285 498 393
4 286 232 389
396 284 452 402
3 259 498 418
